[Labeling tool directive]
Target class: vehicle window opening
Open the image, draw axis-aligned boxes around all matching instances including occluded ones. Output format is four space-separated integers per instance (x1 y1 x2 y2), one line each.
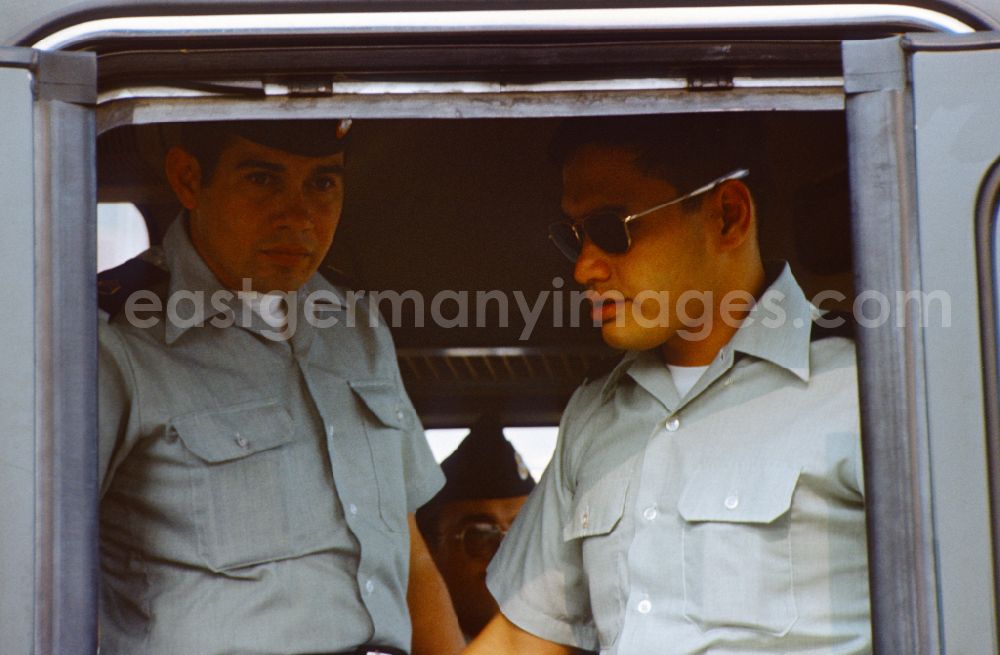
428 426 558 481
98 202 150 272
97 112 854 431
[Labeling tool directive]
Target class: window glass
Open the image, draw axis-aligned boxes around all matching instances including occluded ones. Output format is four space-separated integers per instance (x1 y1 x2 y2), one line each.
426 426 558 481
426 428 470 463
98 202 149 273
504 427 558 482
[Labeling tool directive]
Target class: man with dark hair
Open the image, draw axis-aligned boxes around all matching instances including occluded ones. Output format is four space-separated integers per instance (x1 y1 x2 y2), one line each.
98 120 463 655
465 116 870 654
416 415 535 639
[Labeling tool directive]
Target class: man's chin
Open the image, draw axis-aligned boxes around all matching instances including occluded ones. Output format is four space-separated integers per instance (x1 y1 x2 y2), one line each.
241 281 304 294
600 322 669 352
248 270 316 294
245 257 322 291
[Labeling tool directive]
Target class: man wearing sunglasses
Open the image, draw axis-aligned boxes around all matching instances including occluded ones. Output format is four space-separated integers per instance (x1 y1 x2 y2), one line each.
416 415 535 640
465 116 870 654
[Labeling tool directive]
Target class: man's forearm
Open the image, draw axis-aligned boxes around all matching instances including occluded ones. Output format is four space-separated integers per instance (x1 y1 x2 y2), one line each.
407 514 464 655
463 613 577 655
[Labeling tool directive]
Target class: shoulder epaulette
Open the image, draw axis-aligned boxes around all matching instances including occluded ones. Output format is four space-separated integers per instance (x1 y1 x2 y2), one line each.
319 264 360 290
98 257 169 317
811 310 856 341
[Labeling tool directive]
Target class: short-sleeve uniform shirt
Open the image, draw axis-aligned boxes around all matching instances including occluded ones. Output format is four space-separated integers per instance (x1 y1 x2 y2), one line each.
487 264 871 654
99 219 444 654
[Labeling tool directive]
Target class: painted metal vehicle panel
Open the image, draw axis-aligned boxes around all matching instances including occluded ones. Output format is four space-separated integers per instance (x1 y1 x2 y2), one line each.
4 0 999 47
3 2 1000 654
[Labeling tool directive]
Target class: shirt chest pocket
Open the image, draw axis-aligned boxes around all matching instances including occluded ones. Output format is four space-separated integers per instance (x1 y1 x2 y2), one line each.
563 475 629 541
346 379 410 534
563 475 630 650
677 463 800 636
172 401 297 572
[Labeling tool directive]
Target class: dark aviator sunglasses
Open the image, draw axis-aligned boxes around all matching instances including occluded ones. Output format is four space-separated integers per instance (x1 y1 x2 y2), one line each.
548 168 750 262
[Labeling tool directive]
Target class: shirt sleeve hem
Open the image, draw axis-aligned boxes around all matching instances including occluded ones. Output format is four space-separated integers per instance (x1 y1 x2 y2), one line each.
406 467 446 513
494 594 598 651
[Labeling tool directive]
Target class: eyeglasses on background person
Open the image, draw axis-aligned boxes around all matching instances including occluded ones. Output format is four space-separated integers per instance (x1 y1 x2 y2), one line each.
548 168 750 262
449 522 508 560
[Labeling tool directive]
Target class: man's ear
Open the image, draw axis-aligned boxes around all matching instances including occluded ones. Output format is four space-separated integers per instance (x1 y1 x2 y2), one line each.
164 146 203 211
714 180 755 252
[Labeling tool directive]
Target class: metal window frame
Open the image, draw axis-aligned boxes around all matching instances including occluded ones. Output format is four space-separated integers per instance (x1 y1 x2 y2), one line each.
976 155 1000 644
846 33 1000 654
31 4 974 52
95 80 846 136
0 47 98 655
843 35 940 654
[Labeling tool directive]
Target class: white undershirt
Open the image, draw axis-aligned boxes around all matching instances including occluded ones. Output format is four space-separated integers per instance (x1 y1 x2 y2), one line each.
241 291 288 331
667 364 711 398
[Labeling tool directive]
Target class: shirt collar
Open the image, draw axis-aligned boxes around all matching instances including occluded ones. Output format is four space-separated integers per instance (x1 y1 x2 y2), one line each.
595 350 640 403
161 217 343 345
599 261 814 402
727 262 815 382
162 218 230 345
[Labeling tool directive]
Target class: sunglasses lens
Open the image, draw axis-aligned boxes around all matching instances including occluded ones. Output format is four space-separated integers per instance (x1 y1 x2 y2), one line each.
548 222 582 262
462 523 505 560
583 213 630 254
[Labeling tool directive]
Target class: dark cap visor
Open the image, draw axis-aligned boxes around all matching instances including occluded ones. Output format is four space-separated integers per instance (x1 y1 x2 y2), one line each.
185 119 352 157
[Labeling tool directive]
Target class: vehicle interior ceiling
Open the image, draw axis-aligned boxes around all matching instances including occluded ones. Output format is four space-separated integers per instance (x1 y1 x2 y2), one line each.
98 112 851 431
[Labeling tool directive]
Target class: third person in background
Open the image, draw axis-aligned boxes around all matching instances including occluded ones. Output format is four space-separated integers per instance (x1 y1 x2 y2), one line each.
417 414 535 640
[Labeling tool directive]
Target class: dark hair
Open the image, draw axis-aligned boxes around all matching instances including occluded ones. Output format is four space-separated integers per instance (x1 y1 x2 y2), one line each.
175 119 352 184
549 114 758 196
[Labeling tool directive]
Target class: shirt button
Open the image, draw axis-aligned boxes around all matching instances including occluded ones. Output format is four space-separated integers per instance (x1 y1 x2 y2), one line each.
637 599 652 614
327 425 335 439
395 409 405 422
665 417 680 432
348 503 358 515
365 579 375 594
235 434 248 448
581 508 590 529
642 506 658 521
719 350 726 362
724 495 740 510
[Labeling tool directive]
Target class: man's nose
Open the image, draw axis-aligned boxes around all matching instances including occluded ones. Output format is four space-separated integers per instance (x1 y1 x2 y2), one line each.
574 238 611 287
274 187 316 227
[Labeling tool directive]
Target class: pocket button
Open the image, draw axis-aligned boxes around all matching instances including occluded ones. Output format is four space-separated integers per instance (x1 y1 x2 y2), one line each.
724 495 740 510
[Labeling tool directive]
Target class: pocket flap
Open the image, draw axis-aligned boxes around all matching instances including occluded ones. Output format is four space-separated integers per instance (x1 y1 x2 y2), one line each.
563 476 629 540
349 379 406 429
678 463 800 524
172 401 294 463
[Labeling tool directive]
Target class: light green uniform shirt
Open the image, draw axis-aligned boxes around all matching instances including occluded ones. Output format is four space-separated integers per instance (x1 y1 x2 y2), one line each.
488 264 871 654
99 220 443 654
